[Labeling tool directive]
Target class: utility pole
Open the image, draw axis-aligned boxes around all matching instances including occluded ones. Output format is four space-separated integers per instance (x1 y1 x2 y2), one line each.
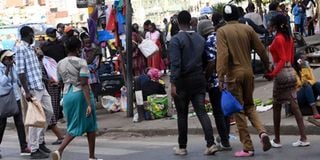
126 0 134 117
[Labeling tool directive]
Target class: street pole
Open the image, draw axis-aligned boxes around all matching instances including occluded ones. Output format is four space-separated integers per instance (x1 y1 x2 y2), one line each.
126 0 134 117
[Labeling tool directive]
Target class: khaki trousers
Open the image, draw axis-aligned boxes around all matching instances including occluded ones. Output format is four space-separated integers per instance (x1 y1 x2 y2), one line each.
227 71 266 151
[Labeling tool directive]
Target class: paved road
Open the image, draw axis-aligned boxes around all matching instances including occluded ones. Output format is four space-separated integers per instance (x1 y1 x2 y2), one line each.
1 130 320 160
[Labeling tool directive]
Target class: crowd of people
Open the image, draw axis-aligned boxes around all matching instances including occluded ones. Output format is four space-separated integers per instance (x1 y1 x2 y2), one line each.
0 21 103 160
1 0 320 159
166 1 319 158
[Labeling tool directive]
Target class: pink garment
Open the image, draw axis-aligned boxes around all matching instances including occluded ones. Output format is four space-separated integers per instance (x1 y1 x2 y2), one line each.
145 31 160 42
147 68 161 81
145 31 165 70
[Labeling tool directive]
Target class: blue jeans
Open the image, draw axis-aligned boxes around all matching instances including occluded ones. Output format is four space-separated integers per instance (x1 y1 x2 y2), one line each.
174 76 215 148
208 87 230 146
312 82 320 99
297 85 316 107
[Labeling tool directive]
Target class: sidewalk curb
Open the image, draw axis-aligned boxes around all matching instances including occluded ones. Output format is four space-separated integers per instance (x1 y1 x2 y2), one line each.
6 120 320 137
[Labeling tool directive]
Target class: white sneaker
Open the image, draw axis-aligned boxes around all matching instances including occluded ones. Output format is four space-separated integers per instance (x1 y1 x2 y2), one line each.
270 139 282 148
173 147 187 155
292 140 310 147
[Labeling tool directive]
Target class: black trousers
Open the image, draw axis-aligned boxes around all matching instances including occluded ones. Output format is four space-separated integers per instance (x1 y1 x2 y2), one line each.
208 87 230 146
0 100 28 151
307 17 315 36
174 76 215 149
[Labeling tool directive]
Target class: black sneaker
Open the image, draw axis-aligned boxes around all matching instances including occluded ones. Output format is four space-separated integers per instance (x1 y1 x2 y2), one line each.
30 149 49 159
39 144 51 153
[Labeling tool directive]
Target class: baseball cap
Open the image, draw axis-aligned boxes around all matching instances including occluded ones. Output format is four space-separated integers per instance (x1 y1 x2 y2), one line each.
46 28 57 35
0 50 14 62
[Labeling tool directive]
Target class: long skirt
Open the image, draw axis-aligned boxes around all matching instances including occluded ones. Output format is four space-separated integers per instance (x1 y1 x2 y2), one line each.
47 85 61 125
147 41 165 70
63 87 97 137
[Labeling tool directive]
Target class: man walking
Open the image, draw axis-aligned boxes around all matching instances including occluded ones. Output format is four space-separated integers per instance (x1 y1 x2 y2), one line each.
15 26 53 159
169 10 218 156
216 4 272 157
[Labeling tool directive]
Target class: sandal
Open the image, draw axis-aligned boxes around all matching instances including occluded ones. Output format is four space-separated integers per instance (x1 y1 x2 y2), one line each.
292 140 310 147
270 139 282 148
51 150 61 160
234 150 254 157
52 138 64 145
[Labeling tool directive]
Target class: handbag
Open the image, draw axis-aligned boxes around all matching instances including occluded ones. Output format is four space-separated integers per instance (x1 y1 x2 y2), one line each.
25 98 46 128
138 39 159 58
0 70 19 118
221 90 243 116
0 89 19 118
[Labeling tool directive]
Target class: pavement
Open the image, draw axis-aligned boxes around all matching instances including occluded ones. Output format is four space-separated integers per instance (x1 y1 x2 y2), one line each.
6 68 320 137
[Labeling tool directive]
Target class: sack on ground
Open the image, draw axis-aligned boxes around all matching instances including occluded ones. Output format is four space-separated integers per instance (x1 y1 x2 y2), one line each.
25 98 46 128
138 39 159 58
145 94 168 119
0 89 19 118
221 90 243 116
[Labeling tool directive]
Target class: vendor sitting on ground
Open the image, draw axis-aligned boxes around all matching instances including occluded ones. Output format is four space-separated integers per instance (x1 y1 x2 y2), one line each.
137 67 166 101
294 54 320 119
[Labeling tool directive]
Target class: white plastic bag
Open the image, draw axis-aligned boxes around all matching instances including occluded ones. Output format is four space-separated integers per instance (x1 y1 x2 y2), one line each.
138 39 159 58
101 96 120 113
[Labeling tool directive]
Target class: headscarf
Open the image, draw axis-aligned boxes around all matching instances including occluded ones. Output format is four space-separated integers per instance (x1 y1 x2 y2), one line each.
147 68 161 81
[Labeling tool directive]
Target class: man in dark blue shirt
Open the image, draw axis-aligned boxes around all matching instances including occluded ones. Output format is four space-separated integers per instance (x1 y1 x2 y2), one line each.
169 10 218 156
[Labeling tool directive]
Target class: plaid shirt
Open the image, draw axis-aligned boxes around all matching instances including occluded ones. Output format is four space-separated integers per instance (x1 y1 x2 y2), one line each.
14 41 44 90
205 32 219 89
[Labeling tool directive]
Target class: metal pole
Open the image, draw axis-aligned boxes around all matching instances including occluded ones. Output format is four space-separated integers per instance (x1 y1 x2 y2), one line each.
126 0 134 117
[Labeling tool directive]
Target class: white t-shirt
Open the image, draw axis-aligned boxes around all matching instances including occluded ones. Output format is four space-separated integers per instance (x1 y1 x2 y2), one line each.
244 12 263 26
306 1 315 18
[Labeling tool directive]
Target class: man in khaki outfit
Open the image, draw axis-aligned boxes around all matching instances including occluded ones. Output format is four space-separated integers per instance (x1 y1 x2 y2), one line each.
216 4 272 157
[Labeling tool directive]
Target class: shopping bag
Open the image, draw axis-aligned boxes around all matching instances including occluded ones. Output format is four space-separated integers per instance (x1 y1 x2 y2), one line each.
146 94 168 119
138 39 159 58
42 56 58 82
25 98 46 128
0 89 19 118
221 90 243 116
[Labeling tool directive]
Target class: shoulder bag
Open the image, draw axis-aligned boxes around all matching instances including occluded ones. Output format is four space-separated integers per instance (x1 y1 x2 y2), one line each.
0 69 19 118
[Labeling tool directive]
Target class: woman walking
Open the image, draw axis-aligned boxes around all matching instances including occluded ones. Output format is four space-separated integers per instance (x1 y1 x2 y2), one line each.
264 14 309 148
0 50 30 158
51 36 101 160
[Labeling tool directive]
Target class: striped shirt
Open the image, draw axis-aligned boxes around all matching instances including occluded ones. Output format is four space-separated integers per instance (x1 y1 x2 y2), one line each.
14 41 44 90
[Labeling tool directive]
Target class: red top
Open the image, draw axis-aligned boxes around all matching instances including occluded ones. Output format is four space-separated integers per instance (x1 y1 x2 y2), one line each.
269 33 294 77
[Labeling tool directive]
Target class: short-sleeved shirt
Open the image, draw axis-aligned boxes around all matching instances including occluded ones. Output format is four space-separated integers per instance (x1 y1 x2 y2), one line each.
57 56 90 94
14 41 44 90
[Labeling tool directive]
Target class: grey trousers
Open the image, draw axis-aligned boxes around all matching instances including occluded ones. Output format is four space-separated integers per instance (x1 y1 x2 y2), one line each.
29 89 53 152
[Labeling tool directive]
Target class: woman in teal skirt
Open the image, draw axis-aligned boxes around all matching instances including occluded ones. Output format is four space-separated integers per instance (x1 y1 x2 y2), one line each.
51 36 101 160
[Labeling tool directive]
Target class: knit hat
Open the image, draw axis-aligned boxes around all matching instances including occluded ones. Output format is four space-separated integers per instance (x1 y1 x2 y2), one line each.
223 4 240 21
197 19 214 36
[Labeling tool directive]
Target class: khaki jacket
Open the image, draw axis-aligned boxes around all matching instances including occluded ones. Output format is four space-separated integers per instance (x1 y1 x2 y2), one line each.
216 21 269 82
